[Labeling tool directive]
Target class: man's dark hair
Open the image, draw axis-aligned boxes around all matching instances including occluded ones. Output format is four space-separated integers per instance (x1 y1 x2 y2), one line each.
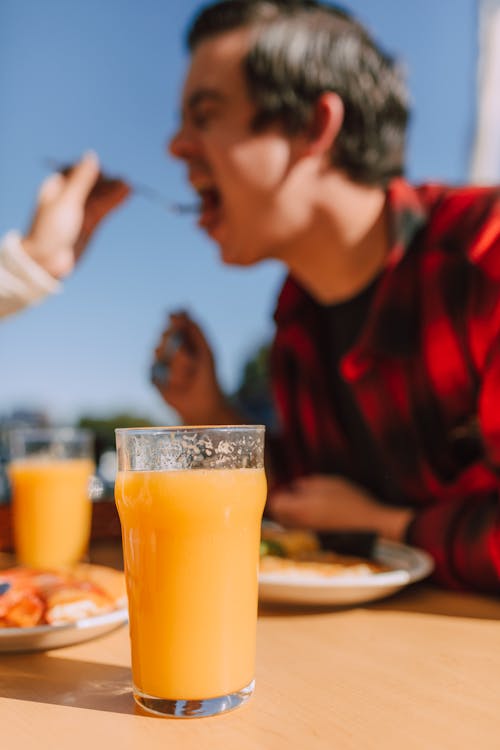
187 0 409 186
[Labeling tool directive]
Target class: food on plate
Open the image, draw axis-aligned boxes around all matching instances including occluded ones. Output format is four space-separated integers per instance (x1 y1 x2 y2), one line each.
260 527 389 578
260 528 319 558
0 566 121 628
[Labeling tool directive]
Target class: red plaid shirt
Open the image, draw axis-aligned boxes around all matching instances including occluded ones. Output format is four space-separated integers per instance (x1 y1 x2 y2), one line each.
270 178 500 593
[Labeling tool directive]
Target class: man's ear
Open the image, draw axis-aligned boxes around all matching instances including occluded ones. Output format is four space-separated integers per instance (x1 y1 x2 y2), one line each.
304 92 344 156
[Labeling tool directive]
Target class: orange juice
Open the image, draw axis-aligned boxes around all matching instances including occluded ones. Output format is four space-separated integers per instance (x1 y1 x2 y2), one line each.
115 467 267 700
9 458 94 568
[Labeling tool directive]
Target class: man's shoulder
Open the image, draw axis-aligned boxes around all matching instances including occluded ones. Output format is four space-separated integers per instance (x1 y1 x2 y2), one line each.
416 182 500 226
416 182 500 275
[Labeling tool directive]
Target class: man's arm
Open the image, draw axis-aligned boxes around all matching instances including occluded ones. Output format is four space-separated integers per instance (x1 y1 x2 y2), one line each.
267 468 500 593
405 490 500 592
268 475 414 541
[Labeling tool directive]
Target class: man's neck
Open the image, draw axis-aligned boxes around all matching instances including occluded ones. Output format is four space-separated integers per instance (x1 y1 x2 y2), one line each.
285 174 390 305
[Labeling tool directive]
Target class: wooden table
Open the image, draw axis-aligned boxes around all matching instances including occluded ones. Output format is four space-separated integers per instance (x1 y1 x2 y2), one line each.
1 543 500 750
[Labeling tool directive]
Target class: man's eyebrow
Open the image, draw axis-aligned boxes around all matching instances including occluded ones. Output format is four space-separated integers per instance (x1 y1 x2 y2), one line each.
184 88 225 113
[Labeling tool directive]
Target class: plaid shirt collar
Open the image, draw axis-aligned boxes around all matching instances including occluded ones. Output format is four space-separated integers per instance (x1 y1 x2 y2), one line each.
274 178 430 364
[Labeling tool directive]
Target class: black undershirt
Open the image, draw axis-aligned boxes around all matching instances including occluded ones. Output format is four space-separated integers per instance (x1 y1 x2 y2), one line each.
322 278 388 496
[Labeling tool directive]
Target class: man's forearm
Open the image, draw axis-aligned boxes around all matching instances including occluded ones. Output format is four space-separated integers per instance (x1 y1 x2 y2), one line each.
374 505 415 542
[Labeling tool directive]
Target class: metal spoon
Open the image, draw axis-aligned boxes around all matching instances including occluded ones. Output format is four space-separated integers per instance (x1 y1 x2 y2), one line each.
43 158 200 215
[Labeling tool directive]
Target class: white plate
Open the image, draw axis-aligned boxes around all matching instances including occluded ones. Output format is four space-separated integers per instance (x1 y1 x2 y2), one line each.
0 605 128 653
258 539 434 606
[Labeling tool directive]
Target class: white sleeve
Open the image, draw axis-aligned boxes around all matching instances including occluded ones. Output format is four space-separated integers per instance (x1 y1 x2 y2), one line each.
0 231 62 319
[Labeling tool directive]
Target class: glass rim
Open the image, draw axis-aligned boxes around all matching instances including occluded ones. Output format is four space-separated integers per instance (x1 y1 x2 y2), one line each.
115 425 265 436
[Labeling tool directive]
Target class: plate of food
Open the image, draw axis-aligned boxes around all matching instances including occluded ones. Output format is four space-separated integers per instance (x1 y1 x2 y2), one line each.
258 527 434 605
0 562 128 652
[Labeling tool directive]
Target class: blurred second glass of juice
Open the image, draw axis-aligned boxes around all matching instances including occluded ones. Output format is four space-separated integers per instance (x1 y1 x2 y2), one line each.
8 427 95 568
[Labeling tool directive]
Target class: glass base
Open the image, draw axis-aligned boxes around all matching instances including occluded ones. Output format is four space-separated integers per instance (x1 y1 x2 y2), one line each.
133 679 255 718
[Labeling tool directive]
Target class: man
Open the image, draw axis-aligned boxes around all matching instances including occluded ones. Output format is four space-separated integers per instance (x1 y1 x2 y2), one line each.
0 152 129 317
152 0 500 593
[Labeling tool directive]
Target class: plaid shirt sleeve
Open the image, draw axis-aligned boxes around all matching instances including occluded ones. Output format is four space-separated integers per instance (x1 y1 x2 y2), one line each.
406 186 500 591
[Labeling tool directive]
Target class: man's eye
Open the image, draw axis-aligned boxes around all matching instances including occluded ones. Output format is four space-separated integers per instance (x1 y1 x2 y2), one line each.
191 109 215 129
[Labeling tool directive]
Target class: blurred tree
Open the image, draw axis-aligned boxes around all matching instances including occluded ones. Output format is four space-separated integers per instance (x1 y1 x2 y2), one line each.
77 413 157 462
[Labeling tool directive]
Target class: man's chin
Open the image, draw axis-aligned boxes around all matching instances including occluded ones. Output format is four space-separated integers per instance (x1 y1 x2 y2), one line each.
219 245 245 266
207 225 265 266
220 249 262 267
213 229 245 265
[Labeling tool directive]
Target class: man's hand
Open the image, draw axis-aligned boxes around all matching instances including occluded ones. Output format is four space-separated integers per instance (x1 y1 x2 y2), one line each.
22 152 130 279
151 310 242 425
269 474 414 542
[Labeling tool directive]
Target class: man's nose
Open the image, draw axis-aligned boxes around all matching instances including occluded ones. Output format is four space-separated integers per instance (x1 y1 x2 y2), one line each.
168 126 198 160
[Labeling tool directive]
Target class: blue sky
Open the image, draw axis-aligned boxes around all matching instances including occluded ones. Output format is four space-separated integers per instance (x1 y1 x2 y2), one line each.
0 0 478 424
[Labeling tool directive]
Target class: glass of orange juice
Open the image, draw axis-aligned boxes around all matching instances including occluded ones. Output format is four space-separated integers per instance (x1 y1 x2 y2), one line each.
114 425 266 718
8 427 95 569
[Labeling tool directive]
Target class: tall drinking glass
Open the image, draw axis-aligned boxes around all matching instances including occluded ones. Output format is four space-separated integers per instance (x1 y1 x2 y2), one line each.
114 425 266 718
8 427 94 568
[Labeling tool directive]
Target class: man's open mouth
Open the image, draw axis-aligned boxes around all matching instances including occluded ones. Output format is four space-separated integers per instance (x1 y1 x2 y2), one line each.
190 179 223 232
